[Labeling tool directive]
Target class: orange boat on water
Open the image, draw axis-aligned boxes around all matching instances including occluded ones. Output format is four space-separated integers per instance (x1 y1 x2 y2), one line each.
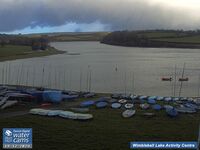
161 77 172 81
179 77 189 81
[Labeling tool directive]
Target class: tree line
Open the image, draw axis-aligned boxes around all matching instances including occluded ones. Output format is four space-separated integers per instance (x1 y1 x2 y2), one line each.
0 34 49 50
101 30 200 48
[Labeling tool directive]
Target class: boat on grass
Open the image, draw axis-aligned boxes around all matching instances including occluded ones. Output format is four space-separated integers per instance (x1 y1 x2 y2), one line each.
122 109 136 118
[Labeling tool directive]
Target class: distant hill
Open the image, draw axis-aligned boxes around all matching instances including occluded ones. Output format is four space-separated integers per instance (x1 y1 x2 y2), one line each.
25 32 109 42
101 30 200 49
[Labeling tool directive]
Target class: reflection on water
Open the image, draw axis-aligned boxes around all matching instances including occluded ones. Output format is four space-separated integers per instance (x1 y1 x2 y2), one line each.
0 41 200 97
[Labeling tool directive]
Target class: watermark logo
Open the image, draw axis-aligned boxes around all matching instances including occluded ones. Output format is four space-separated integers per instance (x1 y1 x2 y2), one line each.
5 130 12 137
130 142 198 149
2 128 32 149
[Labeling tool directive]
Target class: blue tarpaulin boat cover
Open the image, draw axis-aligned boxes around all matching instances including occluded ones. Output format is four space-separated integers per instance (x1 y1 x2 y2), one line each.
96 101 108 108
148 99 156 104
80 100 95 107
152 104 162 110
43 91 62 103
111 103 122 109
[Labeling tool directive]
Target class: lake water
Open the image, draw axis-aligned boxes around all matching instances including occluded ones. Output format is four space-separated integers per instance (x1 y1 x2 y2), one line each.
0 41 200 97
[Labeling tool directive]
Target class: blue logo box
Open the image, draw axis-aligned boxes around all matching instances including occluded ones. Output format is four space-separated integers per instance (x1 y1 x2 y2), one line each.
2 128 32 149
130 142 198 149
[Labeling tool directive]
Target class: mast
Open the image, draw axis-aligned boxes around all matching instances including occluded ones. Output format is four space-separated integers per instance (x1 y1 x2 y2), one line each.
41 64 45 87
89 69 92 92
5 62 7 85
86 65 90 92
16 64 20 85
19 63 24 86
171 71 173 96
2 64 4 85
178 63 186 97
198 74 200 97
173 65 177 97
8 61 11 85
64 68 66 90
115 64 118 93
124 71 127 96
79 69 82 92
69 69 72 91
132 71 135 95
33 66 36 87
26 67 29 86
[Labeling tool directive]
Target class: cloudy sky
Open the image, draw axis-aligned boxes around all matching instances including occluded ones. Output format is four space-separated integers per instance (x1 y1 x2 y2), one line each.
1 0 200 33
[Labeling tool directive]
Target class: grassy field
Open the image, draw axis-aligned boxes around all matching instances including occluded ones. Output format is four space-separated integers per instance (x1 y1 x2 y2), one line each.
137 31 200 44
26 32 109 42
0 45 64 62
50 32 109 42
153 35 200 44
137 32 183 39
0 96 199 150
25 31 200 44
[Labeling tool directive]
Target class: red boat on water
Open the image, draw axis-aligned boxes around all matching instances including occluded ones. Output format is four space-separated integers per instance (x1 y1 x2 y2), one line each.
179 77 189 81
161 77 172 81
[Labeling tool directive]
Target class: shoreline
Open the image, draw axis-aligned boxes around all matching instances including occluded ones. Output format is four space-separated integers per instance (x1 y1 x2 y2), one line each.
1 84 200 99
101 41 200 49
0 46 65 62
101 30 200 49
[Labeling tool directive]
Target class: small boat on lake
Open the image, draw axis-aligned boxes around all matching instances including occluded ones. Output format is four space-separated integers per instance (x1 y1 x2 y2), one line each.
161 77 172 81
179 77 189 81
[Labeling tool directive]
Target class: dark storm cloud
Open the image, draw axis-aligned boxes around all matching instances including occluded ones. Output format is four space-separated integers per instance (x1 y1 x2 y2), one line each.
0 0 200 32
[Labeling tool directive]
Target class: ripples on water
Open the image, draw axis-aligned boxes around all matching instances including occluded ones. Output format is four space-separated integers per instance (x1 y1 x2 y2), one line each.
0 41 200 97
